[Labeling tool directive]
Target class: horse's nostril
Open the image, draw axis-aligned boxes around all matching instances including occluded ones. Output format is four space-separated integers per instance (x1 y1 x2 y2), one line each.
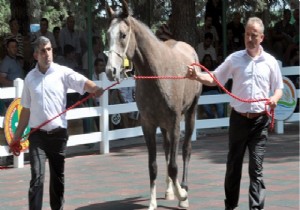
113 67 117 75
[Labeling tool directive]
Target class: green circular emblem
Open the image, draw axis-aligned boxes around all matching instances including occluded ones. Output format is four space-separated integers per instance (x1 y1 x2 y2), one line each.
4 98 30 151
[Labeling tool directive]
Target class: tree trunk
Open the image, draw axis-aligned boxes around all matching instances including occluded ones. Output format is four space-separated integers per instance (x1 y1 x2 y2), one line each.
28 0 41 24
170 0 197 47
9 0 30 36
131 0 154 26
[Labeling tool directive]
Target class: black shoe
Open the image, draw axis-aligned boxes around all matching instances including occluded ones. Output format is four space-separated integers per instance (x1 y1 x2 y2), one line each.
225 208 234 210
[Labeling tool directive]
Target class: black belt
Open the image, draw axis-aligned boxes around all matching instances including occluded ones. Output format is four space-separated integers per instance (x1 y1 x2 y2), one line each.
32 127 66 135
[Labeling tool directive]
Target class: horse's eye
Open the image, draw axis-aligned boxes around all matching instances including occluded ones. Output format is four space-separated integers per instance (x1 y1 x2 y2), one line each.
120 32 126 39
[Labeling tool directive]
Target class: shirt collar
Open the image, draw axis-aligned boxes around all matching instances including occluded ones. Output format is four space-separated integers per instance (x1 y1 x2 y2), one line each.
244 46 266 61
35 62 55 75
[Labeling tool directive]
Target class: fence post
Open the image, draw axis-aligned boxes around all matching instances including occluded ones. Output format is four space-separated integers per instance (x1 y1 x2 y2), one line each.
275 120 284 134
13 78 24 168
100 74 110 154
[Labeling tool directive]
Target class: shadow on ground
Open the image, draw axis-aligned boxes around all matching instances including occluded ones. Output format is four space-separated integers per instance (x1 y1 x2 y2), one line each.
74 196 179 210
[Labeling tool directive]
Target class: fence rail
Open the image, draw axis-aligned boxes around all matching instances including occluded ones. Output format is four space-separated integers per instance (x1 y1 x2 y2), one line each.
0 65 299 168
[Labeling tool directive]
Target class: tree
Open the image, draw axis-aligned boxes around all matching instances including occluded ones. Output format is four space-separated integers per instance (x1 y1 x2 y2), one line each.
170 0 197 47
0 0 9 34
10 0 30 36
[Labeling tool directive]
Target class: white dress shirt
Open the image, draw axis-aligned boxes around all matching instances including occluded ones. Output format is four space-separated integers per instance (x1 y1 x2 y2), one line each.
213 47 284 113
21 62 88 131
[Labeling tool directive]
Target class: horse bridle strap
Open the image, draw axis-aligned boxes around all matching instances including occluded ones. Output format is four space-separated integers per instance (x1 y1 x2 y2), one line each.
109 25 132 60
123 26 132 58
108 25 133 77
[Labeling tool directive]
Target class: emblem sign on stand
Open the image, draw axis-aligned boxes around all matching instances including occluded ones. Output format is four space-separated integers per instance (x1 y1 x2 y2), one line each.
4 98 30 152
274 76 297 121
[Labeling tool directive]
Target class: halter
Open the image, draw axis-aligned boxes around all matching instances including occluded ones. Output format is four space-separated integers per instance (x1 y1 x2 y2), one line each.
108 25 133 79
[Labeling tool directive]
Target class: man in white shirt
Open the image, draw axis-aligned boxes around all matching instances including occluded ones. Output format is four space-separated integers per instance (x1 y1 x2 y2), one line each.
11 36 103 210
187 17 283 210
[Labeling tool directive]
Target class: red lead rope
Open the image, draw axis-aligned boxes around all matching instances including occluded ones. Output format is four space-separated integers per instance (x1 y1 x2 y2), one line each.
10 81 120 156
11 63 275 156
134 63 275 130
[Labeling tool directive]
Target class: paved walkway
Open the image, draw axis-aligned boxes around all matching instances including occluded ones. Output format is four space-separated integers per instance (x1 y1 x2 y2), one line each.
0 123 299 210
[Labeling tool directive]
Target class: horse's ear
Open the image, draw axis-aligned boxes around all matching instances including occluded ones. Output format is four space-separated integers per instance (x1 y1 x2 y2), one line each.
121 0 129 18
106 2 115 19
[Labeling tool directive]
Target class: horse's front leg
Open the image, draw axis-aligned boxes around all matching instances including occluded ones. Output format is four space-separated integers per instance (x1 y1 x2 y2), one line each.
143 124 158 210
168 122 188 202
161 128 174 200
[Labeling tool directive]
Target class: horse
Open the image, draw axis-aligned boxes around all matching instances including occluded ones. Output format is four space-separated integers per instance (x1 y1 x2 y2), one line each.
105 1 202 209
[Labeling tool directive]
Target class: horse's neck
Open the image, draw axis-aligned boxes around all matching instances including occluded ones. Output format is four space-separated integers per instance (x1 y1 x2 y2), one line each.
131 19 170 75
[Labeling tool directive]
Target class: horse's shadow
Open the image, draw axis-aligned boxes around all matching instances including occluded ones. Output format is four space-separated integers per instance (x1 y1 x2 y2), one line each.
74 196 177 210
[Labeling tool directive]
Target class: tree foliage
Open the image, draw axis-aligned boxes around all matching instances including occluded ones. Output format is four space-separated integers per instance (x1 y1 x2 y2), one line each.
0 0 10 35
0 0 298 44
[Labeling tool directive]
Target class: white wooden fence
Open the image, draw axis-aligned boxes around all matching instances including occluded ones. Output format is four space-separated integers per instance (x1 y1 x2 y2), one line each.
0 65 299 168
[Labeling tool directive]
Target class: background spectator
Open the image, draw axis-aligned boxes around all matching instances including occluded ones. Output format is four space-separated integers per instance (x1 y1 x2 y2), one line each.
82 36 107 77
271 9 296 61
205 0 223 40
59 16 81 60
197 14 219 53
155 14 173 41
4 18 24 61
200 54 224 119
34 18 57 51
197 32 217 64
226 12 245 51
0 38 23 88
53 26 62 56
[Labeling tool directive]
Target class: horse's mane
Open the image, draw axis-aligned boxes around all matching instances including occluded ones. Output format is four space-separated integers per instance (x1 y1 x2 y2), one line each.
112 9 175 50
129 16 162 43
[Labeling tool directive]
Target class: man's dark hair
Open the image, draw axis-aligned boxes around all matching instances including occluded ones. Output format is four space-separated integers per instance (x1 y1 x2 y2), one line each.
5 38 18 47
40 18 49 25
53 26 60 34
204 32 213 40
94 57 105 66
63 44 75 56
9 17 18 26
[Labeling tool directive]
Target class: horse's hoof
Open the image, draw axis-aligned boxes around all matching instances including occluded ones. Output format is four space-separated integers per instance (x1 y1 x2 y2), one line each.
148 205 157 210
148 202 157 210
178 198 189 209
174 187 188 201
165 191 175 200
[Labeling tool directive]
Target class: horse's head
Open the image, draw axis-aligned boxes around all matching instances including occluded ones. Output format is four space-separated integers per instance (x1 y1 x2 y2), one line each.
105 0 136 82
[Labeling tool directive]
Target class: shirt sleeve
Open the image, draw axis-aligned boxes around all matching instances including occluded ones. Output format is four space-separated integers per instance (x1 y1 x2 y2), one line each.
48 32 57 49
213 56 233 85
21 78 31 108
270 60 284 92
63 67 88 95
0 59 8 74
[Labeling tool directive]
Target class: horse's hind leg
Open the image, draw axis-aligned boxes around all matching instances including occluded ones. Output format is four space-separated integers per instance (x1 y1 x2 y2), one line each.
143 124 158 210
168 121 187 202
161 128 174 200
179 97 198 208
